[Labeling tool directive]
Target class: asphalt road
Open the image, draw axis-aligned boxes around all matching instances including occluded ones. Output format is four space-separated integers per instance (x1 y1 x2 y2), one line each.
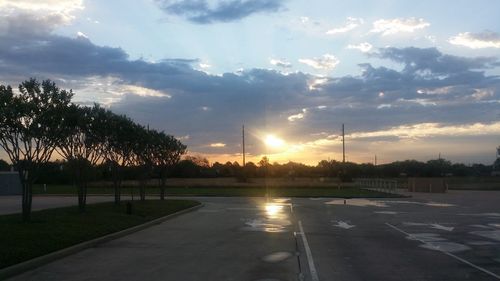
6 191 500 281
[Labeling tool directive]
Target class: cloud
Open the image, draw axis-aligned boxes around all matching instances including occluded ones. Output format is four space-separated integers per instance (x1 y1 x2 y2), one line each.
288 108 306 121
76 31 88 39
449 31 500 49
374 47 498 76
348 122 500 140
198 62 211 69
210 143 226 147
326 17 363 35
270 58 292 68
0 15 498 163
156 0 285 24
347 42 373 53
299 54 339 70
371 17 430 36
0 0 83 25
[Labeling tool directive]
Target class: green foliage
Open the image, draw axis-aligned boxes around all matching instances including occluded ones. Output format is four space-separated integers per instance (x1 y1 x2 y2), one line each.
0 78 187 217
0 200 200 269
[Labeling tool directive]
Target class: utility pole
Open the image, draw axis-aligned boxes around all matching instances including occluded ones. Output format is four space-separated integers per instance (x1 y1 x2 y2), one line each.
242 125 245 167
375 155 377 166
342 123 345 163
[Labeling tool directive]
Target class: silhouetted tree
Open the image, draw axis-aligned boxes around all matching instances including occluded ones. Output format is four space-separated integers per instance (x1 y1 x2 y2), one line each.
150 131 186 200
57 104 107 212
0 79 72 221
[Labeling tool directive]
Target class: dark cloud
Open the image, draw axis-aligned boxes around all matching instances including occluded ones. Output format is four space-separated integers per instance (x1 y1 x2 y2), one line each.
156 0 285 24
375 47 498 75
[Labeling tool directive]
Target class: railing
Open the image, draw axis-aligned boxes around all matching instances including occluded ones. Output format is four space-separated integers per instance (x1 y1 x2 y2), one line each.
355 178 401 195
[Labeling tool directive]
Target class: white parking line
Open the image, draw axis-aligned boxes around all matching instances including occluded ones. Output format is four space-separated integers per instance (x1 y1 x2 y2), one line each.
385 223 500 280
298 220 320 281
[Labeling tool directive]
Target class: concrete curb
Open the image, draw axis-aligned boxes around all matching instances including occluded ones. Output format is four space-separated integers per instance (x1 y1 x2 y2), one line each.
0 202 203 280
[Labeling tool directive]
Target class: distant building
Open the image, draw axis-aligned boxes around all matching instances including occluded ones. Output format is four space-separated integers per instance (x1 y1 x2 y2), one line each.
0 172 22 195
492 146 500 176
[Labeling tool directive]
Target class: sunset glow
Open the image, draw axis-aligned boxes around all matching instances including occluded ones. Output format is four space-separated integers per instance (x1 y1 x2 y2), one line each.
264 135 286 149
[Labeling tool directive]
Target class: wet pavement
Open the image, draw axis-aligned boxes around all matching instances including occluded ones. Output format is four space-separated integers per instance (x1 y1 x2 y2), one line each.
6 191 500 281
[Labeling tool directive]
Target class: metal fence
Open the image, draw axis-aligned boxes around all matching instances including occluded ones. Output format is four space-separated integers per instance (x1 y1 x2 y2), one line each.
355 178 400 195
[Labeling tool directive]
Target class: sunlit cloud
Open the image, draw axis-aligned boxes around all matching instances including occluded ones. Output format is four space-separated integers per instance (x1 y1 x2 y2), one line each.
270 58 292 68
199 62 211 69
347 42 373 53
299 54 339 70
288 108 307 122
371 17 430 36
76 31 88 39
0 0 83 23
349 122 500 140
326 17 363 35
307 77 328 90
449 31 500 49
210 143 226 148
416 86 453 95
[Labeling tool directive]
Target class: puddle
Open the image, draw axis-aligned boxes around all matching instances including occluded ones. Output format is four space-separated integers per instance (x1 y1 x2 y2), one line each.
324 199 454 208
467 241 497 246
262 251 292 263
388 200 455 207
425 202 455 207
374 211 398 215
241 202 291 233
325 199 388 207
470 230 500 242
271 198 291 203
419 242 470 253
227 207 261 211
489 223 500 228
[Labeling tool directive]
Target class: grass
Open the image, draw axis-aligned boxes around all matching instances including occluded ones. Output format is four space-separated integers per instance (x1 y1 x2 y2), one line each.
0 199 200 269
33 184 400 198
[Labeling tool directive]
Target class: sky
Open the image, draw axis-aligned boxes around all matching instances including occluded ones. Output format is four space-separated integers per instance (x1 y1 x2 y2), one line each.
0 0 499 165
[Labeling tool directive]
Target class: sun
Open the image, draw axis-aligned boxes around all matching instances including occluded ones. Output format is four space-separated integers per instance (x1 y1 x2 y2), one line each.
264 134 285 148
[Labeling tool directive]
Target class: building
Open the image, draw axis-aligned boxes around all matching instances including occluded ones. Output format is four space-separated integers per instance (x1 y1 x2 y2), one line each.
0 172 22 195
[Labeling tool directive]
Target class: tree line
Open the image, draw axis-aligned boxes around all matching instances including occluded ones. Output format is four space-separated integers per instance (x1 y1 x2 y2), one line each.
4 155 495 186
0 79 186 221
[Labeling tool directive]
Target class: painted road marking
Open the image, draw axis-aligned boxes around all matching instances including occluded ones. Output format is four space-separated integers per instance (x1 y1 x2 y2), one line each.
430 224 454 232
333 220 355 229
298 220 320 281
386 223 500 280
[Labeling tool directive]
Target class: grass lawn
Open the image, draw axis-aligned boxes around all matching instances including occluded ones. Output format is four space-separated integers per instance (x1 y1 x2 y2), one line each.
0 199 200 269
33 184 401 198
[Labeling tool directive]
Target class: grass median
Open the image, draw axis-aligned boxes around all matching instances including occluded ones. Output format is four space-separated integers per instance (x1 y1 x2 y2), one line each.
0 199 200 269
34 185 401 198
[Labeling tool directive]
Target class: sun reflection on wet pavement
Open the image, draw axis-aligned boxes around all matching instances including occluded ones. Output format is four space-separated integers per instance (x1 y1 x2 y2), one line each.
241 199 292 233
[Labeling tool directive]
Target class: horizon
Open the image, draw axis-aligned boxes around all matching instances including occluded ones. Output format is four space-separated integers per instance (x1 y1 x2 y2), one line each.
1 0 499 165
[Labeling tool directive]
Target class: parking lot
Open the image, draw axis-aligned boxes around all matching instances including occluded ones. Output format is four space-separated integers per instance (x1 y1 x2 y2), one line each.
4 190 500 280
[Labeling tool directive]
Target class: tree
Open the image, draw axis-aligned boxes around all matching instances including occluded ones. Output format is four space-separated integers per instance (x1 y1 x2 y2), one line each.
0 79 72 221
151 131 186 200
57 104 106 212
104 112 137 204
131 124 153 201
